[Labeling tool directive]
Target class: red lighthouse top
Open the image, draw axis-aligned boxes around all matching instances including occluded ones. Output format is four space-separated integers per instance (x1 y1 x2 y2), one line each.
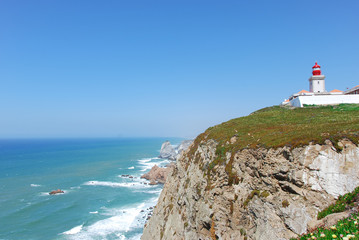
312 62 321 75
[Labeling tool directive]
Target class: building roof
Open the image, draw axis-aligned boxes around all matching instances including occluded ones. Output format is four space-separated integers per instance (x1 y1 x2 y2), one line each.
312 62 321 69
330 89 343 93
297 90 310 94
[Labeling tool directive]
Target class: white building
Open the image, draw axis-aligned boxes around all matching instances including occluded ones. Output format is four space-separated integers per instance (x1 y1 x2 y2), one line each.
282 62 359 107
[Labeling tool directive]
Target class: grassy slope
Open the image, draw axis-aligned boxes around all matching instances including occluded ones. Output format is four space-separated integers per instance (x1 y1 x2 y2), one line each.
189 104 359 159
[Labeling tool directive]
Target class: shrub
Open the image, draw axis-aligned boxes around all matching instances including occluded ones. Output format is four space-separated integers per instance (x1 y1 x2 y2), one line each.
260 191 270 198
243 190 260 208
282 199 290 208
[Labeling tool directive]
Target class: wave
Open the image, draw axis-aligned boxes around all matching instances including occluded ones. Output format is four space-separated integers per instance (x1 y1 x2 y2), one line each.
62 224 83 235
134 189 162 194
30 184 41 187
128 166 135 169
137 157 170 172
62 202 151 240
83 180 154 189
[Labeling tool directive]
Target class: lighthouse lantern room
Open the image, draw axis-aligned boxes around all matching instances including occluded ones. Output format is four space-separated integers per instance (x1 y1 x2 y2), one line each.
309 62 326 93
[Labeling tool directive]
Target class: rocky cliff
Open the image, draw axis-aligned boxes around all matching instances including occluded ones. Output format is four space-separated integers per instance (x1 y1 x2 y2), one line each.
142 105 359 240
159 140 193 160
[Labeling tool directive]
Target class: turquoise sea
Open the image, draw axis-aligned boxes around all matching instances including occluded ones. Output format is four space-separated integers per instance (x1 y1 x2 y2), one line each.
0 138 181 240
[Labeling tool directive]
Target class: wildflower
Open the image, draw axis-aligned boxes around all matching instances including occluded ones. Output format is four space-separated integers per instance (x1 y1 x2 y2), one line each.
320 233 325 237
343 237 349 240
330 226 337 230
311 236 316 239
332 234 337 239
354 221 358 225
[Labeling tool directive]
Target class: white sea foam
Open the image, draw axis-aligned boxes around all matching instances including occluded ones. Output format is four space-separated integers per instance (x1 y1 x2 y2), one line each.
62 224 83 235
128 166 135 169
30 184 41 187
83 180 154 189
63 202 148 240
89 211 98 214
138 157 170 172
137 158 153 163
128 234 143 240
135 189 162 194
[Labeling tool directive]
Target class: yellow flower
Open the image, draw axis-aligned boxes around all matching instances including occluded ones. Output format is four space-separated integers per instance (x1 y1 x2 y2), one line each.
330 226 337 230
332 234 337 239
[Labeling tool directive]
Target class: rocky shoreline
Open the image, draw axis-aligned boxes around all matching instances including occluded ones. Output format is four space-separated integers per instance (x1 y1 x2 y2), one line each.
141 140 193 185
138 140 193 223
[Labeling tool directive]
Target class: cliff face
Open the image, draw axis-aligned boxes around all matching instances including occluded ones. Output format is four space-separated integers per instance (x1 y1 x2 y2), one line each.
159 140 194 160
142 139 359 240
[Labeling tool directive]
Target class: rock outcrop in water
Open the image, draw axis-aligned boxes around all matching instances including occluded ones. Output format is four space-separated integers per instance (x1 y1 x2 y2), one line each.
159 140 193 160
142 139 359 240
141 164 175 184
49 189 64 195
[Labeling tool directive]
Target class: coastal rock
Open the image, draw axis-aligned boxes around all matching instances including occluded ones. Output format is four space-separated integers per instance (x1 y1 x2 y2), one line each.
49 189 64 195
159 140 193 160
176 140 193 159
141 164 174 184
159 141 176 160
142 139 359 240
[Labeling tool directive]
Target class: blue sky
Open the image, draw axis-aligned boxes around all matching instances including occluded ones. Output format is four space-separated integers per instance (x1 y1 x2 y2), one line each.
1 1 358 138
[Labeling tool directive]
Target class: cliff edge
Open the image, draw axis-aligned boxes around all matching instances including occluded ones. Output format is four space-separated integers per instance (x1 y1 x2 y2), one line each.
142 104 359 240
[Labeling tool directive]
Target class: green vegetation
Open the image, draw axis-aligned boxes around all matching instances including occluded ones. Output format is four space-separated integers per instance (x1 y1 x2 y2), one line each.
187 104 359 190
243 190 260 208
291 212 359 240
282 199 290 208
195 104 359 154
318 187 359 220
260 190 270 198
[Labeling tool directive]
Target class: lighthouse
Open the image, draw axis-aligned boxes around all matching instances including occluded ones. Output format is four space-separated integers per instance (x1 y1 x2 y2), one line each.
281 62 359 107
309 62 326 93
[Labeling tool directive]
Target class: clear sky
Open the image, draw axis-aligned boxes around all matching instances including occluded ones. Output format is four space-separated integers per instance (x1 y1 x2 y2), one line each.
1 0 358 138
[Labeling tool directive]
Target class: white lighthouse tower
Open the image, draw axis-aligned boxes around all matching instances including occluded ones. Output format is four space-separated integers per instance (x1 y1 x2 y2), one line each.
309 62 326 93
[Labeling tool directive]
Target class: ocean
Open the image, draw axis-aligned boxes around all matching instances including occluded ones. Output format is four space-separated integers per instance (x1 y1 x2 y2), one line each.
0 138 182 240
